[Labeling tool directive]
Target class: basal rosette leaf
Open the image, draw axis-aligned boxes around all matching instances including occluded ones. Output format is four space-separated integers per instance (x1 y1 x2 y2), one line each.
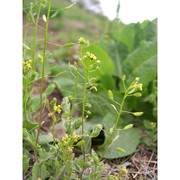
97 128 140 159
122 41 157 87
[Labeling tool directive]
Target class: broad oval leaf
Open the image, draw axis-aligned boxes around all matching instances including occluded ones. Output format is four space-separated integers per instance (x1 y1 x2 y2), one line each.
97 128 140 159
122 42 157 87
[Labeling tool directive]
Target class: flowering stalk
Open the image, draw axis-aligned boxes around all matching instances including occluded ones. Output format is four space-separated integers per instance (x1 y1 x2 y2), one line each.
36 0 51 145
100 76 143 159
23 60 33 120
31 0 43 68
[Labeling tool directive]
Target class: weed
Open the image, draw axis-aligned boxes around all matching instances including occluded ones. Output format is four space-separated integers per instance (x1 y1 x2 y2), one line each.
23 0 157 179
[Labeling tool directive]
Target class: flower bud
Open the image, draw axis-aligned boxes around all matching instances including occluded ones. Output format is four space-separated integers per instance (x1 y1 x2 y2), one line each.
122 75 126 81
123 124 133 130
132 93 142 97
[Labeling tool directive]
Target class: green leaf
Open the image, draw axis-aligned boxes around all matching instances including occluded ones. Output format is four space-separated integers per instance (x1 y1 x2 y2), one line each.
38 134 57 145
23 120 39 131
44 83 55 95
50 10 59 18
97 128 140 158
63 42 74 47
88 92 112 116
90 124 103 138
23 155 29 174
72 118 82 130
23 128 37 148
62 2 76 11
91 149 99 166
50 63 84 97
110 22 136 52
32 162 49 180
31 96 40 113
122 42 157 87
110 104 118 114
102 113 116 130
32 162 39 179
75 140 85 146
23 43 31 50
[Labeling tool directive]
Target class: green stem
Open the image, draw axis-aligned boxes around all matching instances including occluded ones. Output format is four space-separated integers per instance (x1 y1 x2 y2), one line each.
32 0 43 68
81 65 89 177
100 93 127 160
81 77 88 162
23 16 29 60
71 70 78 115
52 115 56 142
23 72 30 121
68 69 79 134
36 0 51 145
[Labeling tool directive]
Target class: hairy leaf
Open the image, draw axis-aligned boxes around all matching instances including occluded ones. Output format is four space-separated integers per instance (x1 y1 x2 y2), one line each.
122 42 157 87
97 128 140 159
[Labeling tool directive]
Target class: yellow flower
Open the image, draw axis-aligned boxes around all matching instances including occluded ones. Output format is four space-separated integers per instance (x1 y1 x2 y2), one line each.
23 60 32 72
53 104 61 114
67 147 73 153
78 37 89 46
150 122 156 128
137 83 143 91
86 51 97 61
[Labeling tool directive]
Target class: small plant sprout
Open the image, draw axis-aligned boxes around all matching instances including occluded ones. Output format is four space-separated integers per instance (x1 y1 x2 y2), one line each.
118 165 128 179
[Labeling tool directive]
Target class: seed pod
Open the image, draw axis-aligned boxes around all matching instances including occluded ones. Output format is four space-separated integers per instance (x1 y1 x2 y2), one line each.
133 112 143 116
108 90 114 100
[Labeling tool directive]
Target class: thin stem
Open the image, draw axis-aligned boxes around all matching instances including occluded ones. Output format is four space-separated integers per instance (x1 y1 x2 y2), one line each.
100 93 127 160
122 79 127 91
80 62 89 179
36 0 51 145
81 78 88 161
23 72 29 121
71 70 78 115
32 0 43 68
52 115 56 142
67 69 79 134
122 110 134 114
23 16 29 59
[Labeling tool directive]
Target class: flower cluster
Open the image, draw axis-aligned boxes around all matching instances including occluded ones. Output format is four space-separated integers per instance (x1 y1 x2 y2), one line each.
86 51 97 61
23 60 32 72
61 132 81 154
62 132 80 144
78 37 89 46
128 77 143 94
150 122 156 128
53 104 61 114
